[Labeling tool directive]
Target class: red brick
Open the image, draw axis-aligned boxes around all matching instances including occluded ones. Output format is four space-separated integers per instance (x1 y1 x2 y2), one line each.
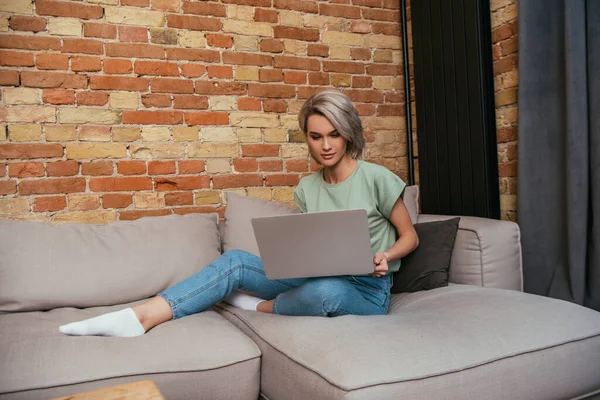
151 78 194 93
195 81 247 95
274 26 319 42
259 159 283 171
234 158 258 172
84 23 117 39
207 65 233 78
377 104 403 116
173 95 209 109
265 173 299 186
284 71 306 84
46 160 78 176
165 192 194 206
212 174 263 188
36 0 103 19
82 161 113 175
121 0 150 6
43 89 75 105
122 111 183 125
242 144 279 157
499 161 517 177
0 144 63 159
259 69 283 82
286 159 308 172
119 26 148 43
492 22 516 44
309 72 330 85
77 91 108 106
352 76 372 88
206 34 233 48
9 162 45 178
248 83 295 99
0 180 17 195
148 160 176 175
307 44 328 57
155 176 210 191
135 61 179 76
274 55 320 71
0 71 18 85
72 56 101 72
238 98 262 111
167 15 221 31
89 177 152 192
260 39 284 53
61 39 103 55
274 0 318 13
178 160 205 174
166 48 220 62
117 161 146 175
10 16 47 32
0 35 60 51
501 36 518 55
319 3 361 18
221 0 270 6
35 54 69 70
494 55 517 75
103 193 133 209
223 52 273 66
297 86 326 99
385 91 403 103
0 50 34 67
324 61 364 74
106 43 164 59
90 76 148 91
383 0 400 8
184 112 228 125
142 94 171 108
181 64 206 78
371 22 400 35
366 63 401 75
0 164 5 177
343 89 383 103
79 126 110 141
182 2 227 17
263 99 287 113
497 126 517 143
103 59 133 74
20 178 86 195
33 196 67 212
255 8 278 23
350 20 372 33
355 103 376 116
351 48 371 61
120 209 172 220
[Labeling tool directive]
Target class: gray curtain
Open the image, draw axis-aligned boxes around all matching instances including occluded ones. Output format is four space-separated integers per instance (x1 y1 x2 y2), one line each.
518 0 599 311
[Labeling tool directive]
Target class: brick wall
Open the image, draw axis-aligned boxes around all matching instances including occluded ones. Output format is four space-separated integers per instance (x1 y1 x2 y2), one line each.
491 0 518 221
0 0 406 223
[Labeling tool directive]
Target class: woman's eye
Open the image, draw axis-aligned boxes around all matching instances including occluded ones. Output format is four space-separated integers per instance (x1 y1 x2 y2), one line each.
310 135 320 140
331 133 340 138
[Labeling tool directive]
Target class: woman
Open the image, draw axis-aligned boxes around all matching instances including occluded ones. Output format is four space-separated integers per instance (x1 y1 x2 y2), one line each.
59 90 419 337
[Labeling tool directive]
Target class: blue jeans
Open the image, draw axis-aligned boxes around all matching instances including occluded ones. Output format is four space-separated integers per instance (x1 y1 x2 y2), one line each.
159 249 391 318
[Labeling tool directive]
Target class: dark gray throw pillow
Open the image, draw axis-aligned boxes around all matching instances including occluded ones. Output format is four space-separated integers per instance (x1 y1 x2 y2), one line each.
391 217 460 293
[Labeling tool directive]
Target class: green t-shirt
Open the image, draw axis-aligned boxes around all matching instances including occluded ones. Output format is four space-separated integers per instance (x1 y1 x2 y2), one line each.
293 160 406 274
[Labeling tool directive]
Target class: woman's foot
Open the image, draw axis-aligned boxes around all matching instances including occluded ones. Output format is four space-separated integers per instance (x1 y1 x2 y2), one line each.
59 308 145 337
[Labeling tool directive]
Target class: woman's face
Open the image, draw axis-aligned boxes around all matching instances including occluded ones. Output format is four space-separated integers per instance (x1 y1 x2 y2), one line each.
306 114 348 167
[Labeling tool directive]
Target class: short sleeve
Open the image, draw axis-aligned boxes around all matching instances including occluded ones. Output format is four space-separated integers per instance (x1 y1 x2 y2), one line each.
374 170 406 219
294 185 307 213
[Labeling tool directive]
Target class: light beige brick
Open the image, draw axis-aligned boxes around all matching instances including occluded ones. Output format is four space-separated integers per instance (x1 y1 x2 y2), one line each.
52 211 117 224
303 15 342 30
331 74 351 87
230 113 279 128
273 187 294 202
0 107 55 123
0 0 32 14
221 189 246 203
195 190 221 204
503 3 518 22
369 116 405 130
0 14 8 32
105 6 164 27
173 126 198 141
490 0 513 11
0 198 30 215
235 66 259 81
224 20 272 37
7 213 48 222
46 125 77 142
60 109 120 124
178 30 205 48
79 126 111 142
280 114 299 130
135 193 164 209
234 35 258 51
373 76 395 90
367 142 404 157
9 124 42 142
322 31 362 46
209 96 238 111
287 100 304 114
109 92 138 109
227 5 253 21
330 46 351 60
188 143 239 158
68 194 100 211
0 125 5 140
283 40 307 56
112 126 141 142
4 88 39 105
364 35 401 50
373 130 399 145
280 11 302 27
206 158 231 173
152 0 179 11
142 126 170 141
500 194 517 211
503 70 518 88
281 143 308 158
392 50 402 64
236 128 261 143
86 0 119 4
373 50 393 63
66 143 127 159
264 128 287 142
247 187 271 201
48 18 82 36
201 127 236 142
130 143 185 159
496 105 518 126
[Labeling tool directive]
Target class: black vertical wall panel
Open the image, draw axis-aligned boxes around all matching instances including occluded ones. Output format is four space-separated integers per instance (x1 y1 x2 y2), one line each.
412 0 500 219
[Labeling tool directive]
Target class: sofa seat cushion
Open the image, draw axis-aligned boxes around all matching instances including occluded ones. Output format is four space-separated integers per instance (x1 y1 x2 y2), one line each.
0 303 261 400
216 285 600 400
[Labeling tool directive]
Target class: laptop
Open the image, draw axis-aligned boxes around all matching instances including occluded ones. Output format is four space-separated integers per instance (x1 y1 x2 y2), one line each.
251 209 374 279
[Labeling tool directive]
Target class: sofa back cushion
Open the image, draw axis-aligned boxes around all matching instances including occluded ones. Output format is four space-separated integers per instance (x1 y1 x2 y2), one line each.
0 213 221 312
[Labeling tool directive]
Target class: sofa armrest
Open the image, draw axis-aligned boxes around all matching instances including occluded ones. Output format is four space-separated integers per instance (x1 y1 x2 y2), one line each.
417 214 523 291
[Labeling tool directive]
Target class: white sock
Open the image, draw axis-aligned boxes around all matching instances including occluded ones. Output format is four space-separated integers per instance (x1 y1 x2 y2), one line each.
59 308 145 337
223 291 265 311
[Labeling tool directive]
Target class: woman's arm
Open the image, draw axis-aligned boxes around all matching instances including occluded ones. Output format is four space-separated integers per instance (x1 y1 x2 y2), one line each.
372 197 419 277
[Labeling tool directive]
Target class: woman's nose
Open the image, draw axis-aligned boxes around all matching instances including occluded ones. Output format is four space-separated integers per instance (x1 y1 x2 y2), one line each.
323 138 331 150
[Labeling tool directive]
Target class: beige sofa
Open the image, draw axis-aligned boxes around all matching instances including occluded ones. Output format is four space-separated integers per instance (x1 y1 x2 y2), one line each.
1 192 600 400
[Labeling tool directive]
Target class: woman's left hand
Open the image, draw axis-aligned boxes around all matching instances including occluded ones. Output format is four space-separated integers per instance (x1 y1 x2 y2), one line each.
371 252 389 277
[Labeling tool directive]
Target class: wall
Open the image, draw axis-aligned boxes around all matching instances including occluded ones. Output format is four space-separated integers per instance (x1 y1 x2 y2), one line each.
0 0 407 223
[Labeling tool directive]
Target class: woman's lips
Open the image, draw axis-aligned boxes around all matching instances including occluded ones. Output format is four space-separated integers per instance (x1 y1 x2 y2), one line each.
321 153 335 159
